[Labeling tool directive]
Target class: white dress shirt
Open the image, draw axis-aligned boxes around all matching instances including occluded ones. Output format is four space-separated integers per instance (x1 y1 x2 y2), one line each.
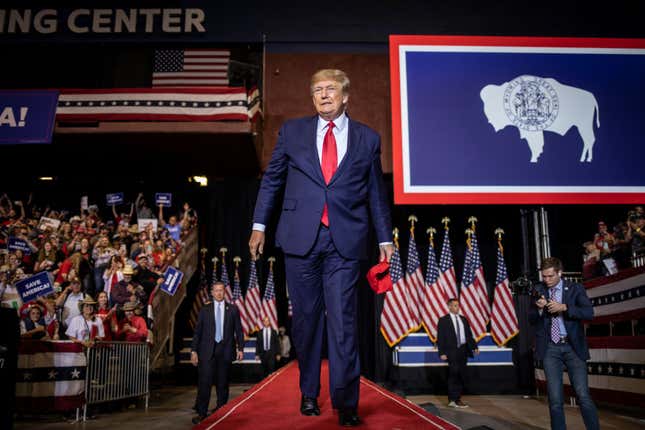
263 327 271 351
451 313 466 346
213 300 224 342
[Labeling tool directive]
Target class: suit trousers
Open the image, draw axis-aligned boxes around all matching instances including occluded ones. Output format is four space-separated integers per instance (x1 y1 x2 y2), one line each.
196 343 231 416
284 225 361 410
260 352 276 376
447 345 468 402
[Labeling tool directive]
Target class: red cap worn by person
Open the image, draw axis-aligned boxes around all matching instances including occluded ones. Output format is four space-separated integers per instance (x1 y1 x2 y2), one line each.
366 261 392 294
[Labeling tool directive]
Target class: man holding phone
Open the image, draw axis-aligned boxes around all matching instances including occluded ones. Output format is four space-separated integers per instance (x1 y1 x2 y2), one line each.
530 257 599 430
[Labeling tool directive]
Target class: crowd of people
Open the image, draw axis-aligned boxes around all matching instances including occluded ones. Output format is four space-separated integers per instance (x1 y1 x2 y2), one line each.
0 192 197 345
582 205 645 280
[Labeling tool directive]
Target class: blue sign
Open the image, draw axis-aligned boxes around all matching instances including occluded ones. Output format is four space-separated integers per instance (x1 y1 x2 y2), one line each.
0 90 59 144
8 237 32 255
155 193 172 207
15 271 54 303
390 36 645 204
160 266 184 296
106 192 124 205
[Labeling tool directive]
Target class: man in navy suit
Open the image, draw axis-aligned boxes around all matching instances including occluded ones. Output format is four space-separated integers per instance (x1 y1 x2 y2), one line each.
530 257 599 430
249 69 393 427
190 282 244 424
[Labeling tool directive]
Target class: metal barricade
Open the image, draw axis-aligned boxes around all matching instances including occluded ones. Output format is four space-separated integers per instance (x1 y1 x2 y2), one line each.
632 251 645 268
83 341 150 420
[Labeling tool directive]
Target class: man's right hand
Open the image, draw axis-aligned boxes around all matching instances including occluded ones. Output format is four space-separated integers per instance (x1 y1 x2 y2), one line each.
190 351 198 367
536 295 547 309
440 354 447 361
249 230 265 261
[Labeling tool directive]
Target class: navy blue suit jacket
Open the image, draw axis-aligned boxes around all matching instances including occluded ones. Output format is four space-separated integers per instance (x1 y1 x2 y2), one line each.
529 280 594 361
253 115 392 259
191 301 244 362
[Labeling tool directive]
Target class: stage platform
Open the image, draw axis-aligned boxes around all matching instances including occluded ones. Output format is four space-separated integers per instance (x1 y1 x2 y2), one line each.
193 360 460 430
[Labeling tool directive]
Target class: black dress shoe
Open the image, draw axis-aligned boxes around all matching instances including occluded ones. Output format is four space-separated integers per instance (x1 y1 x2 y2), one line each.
300 396 320 416
339 409 361 427
191 415 206 424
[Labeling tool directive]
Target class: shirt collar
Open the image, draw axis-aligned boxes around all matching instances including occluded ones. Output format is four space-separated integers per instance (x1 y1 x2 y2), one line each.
317 112 347 134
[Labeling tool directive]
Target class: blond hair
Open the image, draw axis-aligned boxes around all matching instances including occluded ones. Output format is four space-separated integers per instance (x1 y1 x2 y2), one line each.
310 69 350 95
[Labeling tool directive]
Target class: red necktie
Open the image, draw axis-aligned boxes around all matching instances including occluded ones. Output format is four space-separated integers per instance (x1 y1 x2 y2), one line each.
320 121 337 226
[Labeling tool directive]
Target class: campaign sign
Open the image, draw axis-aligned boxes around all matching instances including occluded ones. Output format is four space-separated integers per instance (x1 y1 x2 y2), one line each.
38 216 61 231
106 192 124 205
155 193 172 207
137 218 158 232
160 266 184 296
390 36 645 204
8 237 32 255
15 271 54 303
0 90 59 144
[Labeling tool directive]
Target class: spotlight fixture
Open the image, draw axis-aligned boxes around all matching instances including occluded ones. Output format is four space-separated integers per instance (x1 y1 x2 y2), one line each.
191 176 208 187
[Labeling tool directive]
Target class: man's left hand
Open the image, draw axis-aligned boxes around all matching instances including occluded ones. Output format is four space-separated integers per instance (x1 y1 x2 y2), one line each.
379 244 395 263
546 301 567 314
236 350 244 361
474 349 480 356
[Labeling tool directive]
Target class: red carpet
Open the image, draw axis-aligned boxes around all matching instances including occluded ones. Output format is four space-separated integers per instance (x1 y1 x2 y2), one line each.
194 360 460 430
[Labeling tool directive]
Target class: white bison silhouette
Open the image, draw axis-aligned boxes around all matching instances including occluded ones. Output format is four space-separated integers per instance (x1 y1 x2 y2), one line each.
481 76 600 163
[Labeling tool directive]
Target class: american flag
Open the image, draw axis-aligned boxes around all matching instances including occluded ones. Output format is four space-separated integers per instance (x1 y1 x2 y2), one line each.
153 49 230 87
17 341 86 411
261 261 279 331
459 230 490 341
220 256 233 303
232 264 252 337
491 242 519 346
245 260 262 334
423 235 450 341
438 228 459 300
380 245 416 347
189 260 210 329
405 229 428 333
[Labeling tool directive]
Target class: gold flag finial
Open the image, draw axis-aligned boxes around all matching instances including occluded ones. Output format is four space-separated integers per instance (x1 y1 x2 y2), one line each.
465 228 473 250
495 228 505 253
233 256 241 266
427 227 436 247
268 256 276 270
211 256 219 264
468 216 478 231
219 246 228 255
408 215 418 237
393 228 399 248
441 217 450 230
200 247 208 255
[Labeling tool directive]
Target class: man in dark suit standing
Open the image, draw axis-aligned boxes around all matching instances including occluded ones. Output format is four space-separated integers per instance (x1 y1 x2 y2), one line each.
255 316 280 376
530 257 599 430
436 298 478 408
190 281 244 424
249 69 393 427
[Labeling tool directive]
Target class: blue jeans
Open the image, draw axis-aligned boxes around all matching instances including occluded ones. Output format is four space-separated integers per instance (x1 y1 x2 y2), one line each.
543 342 599 430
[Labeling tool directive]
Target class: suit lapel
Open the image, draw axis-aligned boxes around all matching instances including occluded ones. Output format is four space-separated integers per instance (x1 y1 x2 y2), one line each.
305 116 325 185
328 117 358 187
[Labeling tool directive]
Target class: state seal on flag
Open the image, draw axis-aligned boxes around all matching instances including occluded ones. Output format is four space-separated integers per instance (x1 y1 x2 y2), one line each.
503 75 559 132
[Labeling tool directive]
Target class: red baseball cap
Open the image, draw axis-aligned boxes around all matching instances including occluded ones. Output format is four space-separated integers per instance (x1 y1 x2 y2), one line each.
366 261 392 294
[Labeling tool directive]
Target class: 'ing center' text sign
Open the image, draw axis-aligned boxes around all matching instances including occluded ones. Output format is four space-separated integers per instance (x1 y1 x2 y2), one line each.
390 36 645 204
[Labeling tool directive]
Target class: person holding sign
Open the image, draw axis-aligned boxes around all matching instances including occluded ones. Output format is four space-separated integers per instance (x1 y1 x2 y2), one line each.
158 205 181 243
